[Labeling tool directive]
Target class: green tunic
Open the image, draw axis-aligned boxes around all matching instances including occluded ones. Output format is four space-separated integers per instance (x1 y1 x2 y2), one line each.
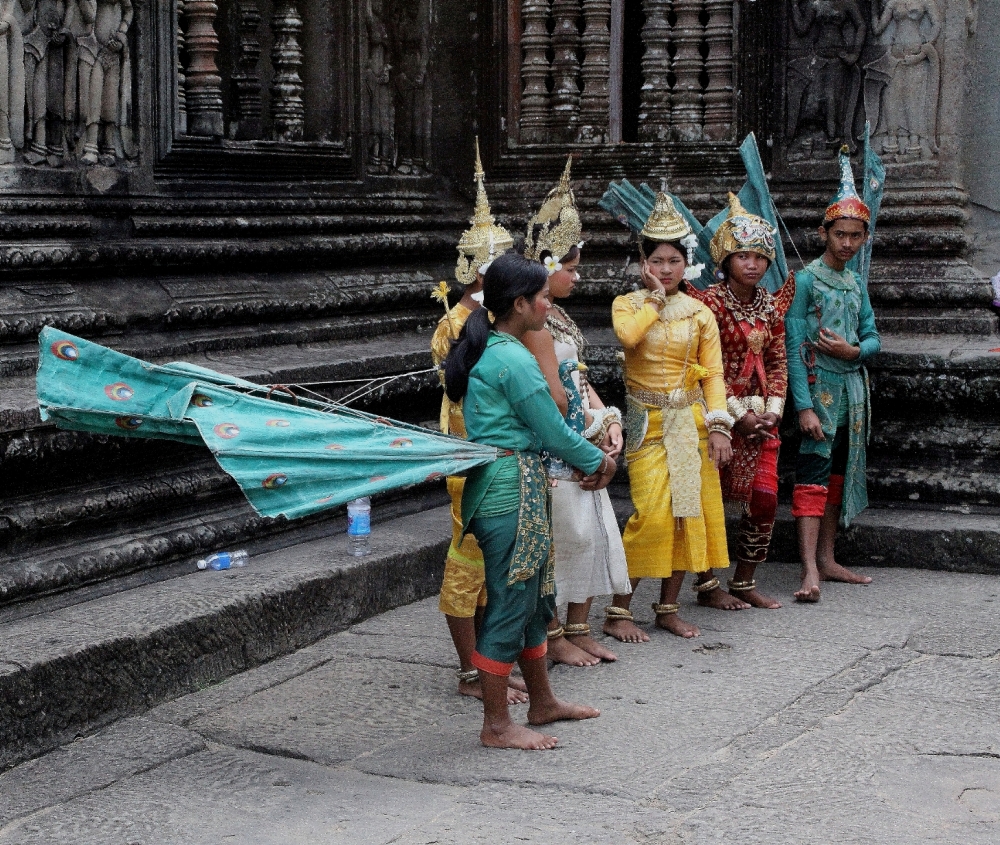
461 332 604 591
786 258 881 526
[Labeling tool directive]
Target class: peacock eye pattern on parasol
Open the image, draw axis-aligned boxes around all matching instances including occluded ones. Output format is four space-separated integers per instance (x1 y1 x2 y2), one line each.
213 423 240 439
266 419 290 427
115 416 143 430
262 473 288 489
104 383 134 401
192 394 214 407
51 340 79 361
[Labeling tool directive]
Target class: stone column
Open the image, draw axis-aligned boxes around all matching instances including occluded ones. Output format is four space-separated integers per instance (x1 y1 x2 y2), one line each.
520 0 552 143
550 0 582 142
177 0 187 134
702 0 733 141
233 1 264 140
670 0 705 141
577 0 611 143
184 1 225 137
638 0 672 141
271 1 305 142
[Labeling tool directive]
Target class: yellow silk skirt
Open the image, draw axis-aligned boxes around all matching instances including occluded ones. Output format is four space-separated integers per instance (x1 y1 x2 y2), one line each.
622 405 730 579
438 476 487 617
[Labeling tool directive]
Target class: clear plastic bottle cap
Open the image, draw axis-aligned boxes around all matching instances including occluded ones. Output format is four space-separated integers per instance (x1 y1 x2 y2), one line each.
196 560 208 570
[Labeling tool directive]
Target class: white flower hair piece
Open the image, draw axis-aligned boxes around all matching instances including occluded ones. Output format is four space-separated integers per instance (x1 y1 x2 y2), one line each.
470 290 485 303
680 233 705 281
543 255 563 276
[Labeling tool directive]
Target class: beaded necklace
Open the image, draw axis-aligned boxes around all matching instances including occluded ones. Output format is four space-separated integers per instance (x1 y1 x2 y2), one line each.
545 304 587 360
721 283 771 325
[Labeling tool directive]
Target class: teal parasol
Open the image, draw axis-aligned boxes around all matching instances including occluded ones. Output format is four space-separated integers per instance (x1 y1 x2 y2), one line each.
36 328 499 520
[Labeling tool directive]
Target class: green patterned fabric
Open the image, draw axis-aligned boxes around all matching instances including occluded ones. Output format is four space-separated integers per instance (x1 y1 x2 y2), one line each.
36 328 499 520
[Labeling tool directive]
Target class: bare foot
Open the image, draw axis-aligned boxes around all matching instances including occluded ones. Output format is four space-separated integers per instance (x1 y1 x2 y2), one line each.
795 569 821 602
818 560 872 584
731 587 782 609
527 698 601 726
697 586 751 611
508 675 528 694
481 722 558 750
546 634 600 667
566 634 617 662
655 614 701 638
603 617 650 643
458 680 528 705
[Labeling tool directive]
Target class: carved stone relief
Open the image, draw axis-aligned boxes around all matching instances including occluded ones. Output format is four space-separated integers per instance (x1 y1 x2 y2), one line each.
0 0 134 167
786 0 868 160
360 0 431 174
865 0 942 161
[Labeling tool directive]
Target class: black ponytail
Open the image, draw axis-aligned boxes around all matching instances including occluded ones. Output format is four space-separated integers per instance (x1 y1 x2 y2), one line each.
444 252 547 401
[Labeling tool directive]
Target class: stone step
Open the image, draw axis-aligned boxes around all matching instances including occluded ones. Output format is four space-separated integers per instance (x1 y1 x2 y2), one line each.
3 499 997 771
0 506 453 770
873 308 998 335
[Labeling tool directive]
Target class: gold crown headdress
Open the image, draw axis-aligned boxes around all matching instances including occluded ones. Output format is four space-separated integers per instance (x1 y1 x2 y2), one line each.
455 138 514 286
640 185 692 244
524 155 584 272
709 193 777 266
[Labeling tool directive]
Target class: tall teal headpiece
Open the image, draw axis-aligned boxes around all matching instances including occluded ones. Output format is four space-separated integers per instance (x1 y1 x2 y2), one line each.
825 145 871 226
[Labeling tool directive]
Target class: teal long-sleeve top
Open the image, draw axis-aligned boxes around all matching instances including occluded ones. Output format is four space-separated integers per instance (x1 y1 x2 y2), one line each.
785 258 881 413
461 332 604 523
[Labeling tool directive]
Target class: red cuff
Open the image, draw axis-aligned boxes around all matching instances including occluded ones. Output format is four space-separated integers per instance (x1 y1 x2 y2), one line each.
827 474 845 508
520 642 548 661
471 650 514 677
792 484 828 518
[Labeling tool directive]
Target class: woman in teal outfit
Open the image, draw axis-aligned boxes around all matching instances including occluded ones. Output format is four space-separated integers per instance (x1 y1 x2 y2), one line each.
445 252 616 750
785 149 880 602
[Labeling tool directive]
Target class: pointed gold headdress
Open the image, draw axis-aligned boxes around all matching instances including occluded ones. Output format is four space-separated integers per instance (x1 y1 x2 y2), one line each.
640 186 692 244
524 155 584 269
455 138 514 286
709 193 777 266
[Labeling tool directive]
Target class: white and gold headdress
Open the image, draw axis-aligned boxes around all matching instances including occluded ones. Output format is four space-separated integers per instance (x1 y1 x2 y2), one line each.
524 155 584 273
455 138 514 286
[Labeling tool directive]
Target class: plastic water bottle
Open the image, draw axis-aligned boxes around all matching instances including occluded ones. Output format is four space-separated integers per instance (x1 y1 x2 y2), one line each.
197 550 249 571
347 497 371 556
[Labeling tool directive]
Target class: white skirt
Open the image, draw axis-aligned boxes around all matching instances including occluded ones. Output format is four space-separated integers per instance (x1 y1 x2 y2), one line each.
551 482 632 605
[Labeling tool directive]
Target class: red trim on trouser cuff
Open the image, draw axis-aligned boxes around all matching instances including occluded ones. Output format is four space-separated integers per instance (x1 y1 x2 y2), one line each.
827 474 845 508
471 650 514 677
752 438 780 497
520 642 547 661
792 484 828 518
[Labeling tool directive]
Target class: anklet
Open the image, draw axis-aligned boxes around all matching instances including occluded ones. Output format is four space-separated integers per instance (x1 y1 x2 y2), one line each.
546 625 566 640
456 668 479 683
604 606 635 622
727 579 757 592
692 576 721 593
651 602 680 616
563 623 591 637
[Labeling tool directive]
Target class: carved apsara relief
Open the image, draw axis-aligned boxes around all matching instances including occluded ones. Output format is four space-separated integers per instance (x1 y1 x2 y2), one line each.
0 0 134 167
785 0 946 164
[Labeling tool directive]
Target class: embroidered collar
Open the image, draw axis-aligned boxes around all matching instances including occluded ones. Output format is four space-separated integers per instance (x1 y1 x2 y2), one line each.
808 258 858 292
719 284 772 324
655 291 703 322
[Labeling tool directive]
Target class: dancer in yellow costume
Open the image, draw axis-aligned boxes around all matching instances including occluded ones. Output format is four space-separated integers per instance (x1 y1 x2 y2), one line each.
429 140 524 702
604 191 735 640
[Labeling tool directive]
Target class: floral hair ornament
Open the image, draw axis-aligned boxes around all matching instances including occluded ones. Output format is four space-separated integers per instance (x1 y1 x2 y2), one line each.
680 233 706 281
543 255 562 276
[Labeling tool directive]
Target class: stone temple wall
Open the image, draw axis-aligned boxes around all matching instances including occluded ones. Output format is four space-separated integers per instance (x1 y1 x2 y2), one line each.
1 1 998 608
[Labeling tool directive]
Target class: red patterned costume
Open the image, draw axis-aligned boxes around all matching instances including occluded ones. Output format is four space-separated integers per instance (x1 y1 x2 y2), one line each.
689 251 795 571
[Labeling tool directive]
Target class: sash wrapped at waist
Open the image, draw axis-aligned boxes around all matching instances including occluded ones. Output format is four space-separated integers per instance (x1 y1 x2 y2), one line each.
626 389 704 519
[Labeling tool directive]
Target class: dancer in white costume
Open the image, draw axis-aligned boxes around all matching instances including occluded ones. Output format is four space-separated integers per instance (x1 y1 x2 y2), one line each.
523 158 630 665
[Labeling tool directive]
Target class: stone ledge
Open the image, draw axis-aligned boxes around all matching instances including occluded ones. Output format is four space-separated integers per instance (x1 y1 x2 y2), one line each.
0 507 452 771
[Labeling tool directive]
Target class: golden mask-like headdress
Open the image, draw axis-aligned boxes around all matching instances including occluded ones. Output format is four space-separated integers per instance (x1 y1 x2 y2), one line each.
640 188 692 244
709 193 777 266
455 138 514 286
524 155 584 271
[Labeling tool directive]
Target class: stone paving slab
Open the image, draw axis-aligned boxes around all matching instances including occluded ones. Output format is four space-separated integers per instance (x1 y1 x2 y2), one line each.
0 563 997 844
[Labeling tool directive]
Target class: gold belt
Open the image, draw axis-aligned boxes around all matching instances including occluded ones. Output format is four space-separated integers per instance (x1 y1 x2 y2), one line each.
630 386 704 410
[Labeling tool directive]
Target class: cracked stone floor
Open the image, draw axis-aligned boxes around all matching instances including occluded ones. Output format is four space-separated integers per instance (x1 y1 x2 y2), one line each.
0 563 997 844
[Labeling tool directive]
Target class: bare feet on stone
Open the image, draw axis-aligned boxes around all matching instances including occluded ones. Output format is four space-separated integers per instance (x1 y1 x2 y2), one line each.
546 634 600 667
697 586 751 611
655 614 701 638
527 698 601 726
818 560 872 584
566 634 617 662
795 568 821 602
603 617 650 643
731 587 782 609
481 722 558 750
